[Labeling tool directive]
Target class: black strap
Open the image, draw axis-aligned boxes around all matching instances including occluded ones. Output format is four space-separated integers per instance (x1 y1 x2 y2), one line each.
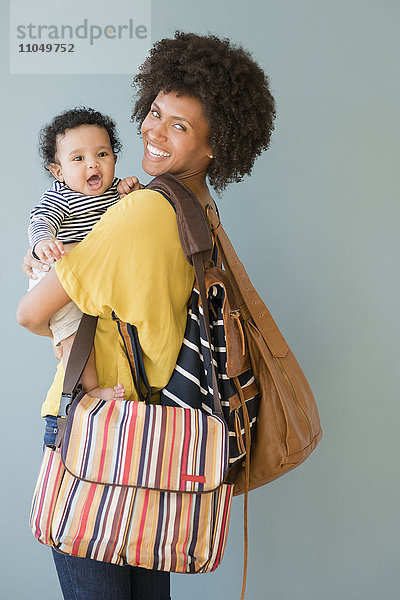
192 252 223 417
113 314 151 404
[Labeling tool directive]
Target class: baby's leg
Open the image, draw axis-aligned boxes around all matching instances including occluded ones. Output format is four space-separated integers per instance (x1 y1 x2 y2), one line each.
61 335 125 401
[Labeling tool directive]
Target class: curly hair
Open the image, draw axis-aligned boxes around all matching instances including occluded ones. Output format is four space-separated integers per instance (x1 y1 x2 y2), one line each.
132 32 276 193
39 107 122 171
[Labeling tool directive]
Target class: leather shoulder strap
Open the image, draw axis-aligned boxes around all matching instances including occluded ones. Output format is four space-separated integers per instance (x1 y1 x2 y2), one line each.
146 173 213 266
57 313 98 419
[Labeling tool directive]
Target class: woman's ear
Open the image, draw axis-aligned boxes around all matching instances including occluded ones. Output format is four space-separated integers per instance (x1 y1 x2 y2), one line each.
48 163 64 181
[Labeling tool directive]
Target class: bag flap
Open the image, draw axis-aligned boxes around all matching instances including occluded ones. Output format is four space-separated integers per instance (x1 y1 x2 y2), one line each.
61 394 229 493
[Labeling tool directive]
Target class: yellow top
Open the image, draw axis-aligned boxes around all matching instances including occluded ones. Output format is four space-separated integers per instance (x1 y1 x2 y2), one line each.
41 189 195 417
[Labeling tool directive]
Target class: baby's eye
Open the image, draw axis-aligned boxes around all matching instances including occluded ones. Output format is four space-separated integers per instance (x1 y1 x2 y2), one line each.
73 156 83 161
98 152 107 157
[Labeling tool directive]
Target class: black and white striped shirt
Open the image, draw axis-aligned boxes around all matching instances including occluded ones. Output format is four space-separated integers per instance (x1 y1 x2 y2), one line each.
28 177 121 249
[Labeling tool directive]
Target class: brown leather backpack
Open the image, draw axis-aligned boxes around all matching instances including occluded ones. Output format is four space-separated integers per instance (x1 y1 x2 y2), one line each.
147 174 322 488
146 174 322 598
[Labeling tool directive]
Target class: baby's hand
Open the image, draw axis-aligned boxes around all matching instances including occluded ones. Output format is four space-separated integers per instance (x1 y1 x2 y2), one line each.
34 238 66 262
52 338 63 361
117 176 143 199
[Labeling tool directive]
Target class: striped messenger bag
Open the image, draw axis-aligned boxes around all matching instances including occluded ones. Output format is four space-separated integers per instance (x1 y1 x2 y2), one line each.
30 311 233 573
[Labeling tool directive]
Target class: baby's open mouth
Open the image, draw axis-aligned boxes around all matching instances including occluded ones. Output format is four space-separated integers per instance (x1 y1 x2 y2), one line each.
87 174 102 190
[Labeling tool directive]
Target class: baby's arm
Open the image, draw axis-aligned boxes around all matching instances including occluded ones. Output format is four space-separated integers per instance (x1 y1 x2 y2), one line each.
29 187 69 261
34 238 66 262
117 176 143 199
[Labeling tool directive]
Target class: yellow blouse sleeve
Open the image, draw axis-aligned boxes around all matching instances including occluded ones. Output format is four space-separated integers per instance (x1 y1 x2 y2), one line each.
50 189 194 413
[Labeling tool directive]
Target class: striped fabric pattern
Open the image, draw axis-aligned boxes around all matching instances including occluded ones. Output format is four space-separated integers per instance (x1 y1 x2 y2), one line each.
30 447 65 546
161 286 260 465
62 396 229 493
30 403 233 573
50 474 232 572
28 178 121 248
124 483 232 572
52 472 134 565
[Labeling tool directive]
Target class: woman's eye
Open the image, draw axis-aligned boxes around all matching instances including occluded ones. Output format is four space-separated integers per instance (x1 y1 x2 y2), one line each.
151 109 160 118
174 123 186 131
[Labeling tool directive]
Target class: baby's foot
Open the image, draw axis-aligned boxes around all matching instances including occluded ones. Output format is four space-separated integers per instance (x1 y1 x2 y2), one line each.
113 383 125 399
88 383 125 401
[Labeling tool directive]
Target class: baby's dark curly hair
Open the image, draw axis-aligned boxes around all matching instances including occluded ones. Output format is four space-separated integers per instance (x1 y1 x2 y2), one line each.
132 31 276 193
39 107 122 171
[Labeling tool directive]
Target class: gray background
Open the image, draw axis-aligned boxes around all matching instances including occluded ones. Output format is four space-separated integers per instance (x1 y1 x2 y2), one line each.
1 1 399 599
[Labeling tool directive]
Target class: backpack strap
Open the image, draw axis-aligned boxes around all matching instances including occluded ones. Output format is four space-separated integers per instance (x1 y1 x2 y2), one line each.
146 174 224 418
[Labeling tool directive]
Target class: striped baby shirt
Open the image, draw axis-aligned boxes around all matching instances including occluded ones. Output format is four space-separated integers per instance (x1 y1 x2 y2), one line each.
28 177 121 249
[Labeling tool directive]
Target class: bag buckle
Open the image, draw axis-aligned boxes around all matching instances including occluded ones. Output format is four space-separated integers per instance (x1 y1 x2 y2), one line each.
58 393 72 418
206 204 220 232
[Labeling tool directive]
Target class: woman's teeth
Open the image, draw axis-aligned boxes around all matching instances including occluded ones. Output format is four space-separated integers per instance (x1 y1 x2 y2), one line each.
147 143 171 158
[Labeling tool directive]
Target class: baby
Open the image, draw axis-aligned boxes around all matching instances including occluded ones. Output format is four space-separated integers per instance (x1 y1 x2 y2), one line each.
28 107 139 401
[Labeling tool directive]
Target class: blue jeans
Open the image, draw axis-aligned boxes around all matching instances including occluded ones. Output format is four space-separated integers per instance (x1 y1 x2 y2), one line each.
44 416 171 600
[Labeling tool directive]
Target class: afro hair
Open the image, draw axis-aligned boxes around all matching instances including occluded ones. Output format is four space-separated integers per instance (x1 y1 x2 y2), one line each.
132 31 276 193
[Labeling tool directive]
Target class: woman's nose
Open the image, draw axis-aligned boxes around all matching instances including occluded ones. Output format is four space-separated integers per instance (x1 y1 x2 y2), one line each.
149 121 168 141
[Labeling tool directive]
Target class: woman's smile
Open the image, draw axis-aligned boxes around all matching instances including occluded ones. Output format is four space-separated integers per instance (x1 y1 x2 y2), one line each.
146 142 171 159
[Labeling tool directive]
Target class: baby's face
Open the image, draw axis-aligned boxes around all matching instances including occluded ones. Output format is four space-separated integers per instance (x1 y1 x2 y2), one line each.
49 124 116 196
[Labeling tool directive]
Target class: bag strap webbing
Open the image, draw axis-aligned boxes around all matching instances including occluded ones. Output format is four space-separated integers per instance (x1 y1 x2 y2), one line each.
55 313 98 446
112 314 151 404
58 313 98 413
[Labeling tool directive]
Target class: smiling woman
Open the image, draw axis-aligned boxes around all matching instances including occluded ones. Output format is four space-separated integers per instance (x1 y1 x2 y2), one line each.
18 31 276 600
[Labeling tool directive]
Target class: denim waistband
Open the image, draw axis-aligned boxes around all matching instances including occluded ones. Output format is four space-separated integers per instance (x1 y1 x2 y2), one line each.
43 415 58 447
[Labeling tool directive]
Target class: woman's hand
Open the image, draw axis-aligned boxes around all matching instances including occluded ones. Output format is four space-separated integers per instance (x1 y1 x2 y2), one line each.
117 176 143 199
22 248 51 280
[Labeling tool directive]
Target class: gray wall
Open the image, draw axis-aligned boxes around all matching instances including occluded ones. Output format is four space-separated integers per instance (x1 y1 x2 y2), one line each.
1 1 399 598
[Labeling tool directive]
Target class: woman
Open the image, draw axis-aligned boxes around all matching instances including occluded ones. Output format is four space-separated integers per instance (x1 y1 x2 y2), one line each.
18 31 276 600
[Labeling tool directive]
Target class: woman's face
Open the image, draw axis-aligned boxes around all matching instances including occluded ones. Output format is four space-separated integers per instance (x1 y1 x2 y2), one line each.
141 91 212 179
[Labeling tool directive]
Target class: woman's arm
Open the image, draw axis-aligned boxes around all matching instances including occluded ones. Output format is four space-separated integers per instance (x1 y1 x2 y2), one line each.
17 268 71 336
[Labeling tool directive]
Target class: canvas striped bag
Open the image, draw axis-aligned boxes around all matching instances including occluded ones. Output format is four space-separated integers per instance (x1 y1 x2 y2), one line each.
30 317 233 574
